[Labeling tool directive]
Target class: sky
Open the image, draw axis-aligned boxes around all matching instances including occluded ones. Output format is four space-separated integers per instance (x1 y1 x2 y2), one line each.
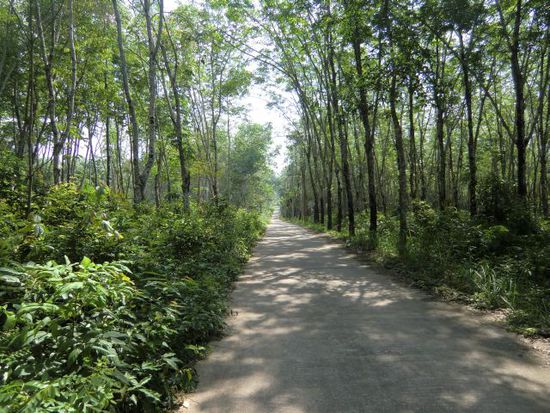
164 0 293 175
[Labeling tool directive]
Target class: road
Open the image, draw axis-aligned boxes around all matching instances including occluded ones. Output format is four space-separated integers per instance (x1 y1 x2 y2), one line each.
187 215 550 413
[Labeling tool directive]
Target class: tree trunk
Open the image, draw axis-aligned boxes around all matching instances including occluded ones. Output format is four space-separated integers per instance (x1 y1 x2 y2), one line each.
160 31 190 210
35 0 61 184
139 0 163 202
336 164 343 232
105 116 111 187
114 118 124 194
539 47 549 216
432 40 447 210
351 30 377 235
112 0 142 203
497 0 527 198
301 160 308 220
408 80 418 200
60 0 77 185
510 1 527 198
329 39 354 235
459 33 477 216
307 147 320 223
436 102 446 209
390 72 408 255
326 87 337 231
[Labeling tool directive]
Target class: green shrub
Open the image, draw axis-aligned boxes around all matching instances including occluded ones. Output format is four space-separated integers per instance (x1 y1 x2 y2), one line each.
16 183 124 264
0 149 27 210
478 174 538 234
0 188 266 412
482 225 512 252
376 214 399 256
0 259 146 412
407 203 483 269
0 200 22 265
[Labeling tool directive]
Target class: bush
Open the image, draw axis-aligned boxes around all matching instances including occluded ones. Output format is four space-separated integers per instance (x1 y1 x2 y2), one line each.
0 148 26 209
0 259 143 412
481 225 513 253
0 189 266 412
0 201 22 266
407 202 483 269
14 184 125 264
478 174 538 234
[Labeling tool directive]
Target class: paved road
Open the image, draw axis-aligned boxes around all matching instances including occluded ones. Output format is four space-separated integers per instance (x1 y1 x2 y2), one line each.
188 216 550 413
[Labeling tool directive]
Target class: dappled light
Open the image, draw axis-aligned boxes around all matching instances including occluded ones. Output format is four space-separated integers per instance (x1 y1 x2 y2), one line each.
190 218 550 412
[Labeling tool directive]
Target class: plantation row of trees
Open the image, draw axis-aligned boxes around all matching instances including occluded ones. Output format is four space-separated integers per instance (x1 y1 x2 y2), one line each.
268 0 548 249
0 1 276 411
267 0 549 339
0 0 275 211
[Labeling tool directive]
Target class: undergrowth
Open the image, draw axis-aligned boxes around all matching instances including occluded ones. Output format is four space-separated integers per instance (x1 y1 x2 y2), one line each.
0 183 267 412
287 200 550 337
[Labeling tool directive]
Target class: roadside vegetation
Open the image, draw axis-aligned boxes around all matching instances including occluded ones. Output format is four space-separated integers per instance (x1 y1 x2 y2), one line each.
1 0 548 410
0 0 274 411
0 183 268 412
274 1 549 336
288 194 550 337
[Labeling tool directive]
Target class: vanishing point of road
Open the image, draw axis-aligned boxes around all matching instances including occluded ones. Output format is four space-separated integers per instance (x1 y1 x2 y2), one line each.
188 215 550 413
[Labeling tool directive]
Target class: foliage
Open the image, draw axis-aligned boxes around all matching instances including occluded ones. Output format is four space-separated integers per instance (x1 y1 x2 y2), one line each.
0 200 21 266
478 174 538 234
0 259 141 412
0 185 266 412
14 184 125 264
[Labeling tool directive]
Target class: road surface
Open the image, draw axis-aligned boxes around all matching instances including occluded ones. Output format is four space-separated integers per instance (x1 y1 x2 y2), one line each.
187 215 550 413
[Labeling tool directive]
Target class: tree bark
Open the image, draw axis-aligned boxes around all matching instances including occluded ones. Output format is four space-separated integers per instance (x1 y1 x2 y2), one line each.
497 0 527 198
329 38 354 235
160 26 190 210
408 80 418 200
35 0 60 184
390 72 408 255
510 0 527 198
435 46 446 211
112 0 142 203
115 118 124 193
140 0 163 202
458 32 477 216
106 116 111 187
351 29 377 235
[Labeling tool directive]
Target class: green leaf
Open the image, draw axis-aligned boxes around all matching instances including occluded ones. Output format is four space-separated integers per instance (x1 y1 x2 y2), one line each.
80 256 92 269
0 274 21 286
67 348 82 365
162 353 181 370
110 369 131 386
59 281 85 295
24 330 50 346
1 311 16 331
17 303 59 315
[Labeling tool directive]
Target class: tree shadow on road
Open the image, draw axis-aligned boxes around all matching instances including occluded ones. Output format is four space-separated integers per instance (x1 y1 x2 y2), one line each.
188 220 550 413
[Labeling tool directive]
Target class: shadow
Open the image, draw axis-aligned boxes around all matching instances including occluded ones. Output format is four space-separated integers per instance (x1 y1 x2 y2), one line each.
187 218 550 413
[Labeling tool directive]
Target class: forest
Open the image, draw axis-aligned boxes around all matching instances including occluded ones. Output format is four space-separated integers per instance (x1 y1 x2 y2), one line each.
0 0 273 411
275 0 549 341
0 0 549 411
